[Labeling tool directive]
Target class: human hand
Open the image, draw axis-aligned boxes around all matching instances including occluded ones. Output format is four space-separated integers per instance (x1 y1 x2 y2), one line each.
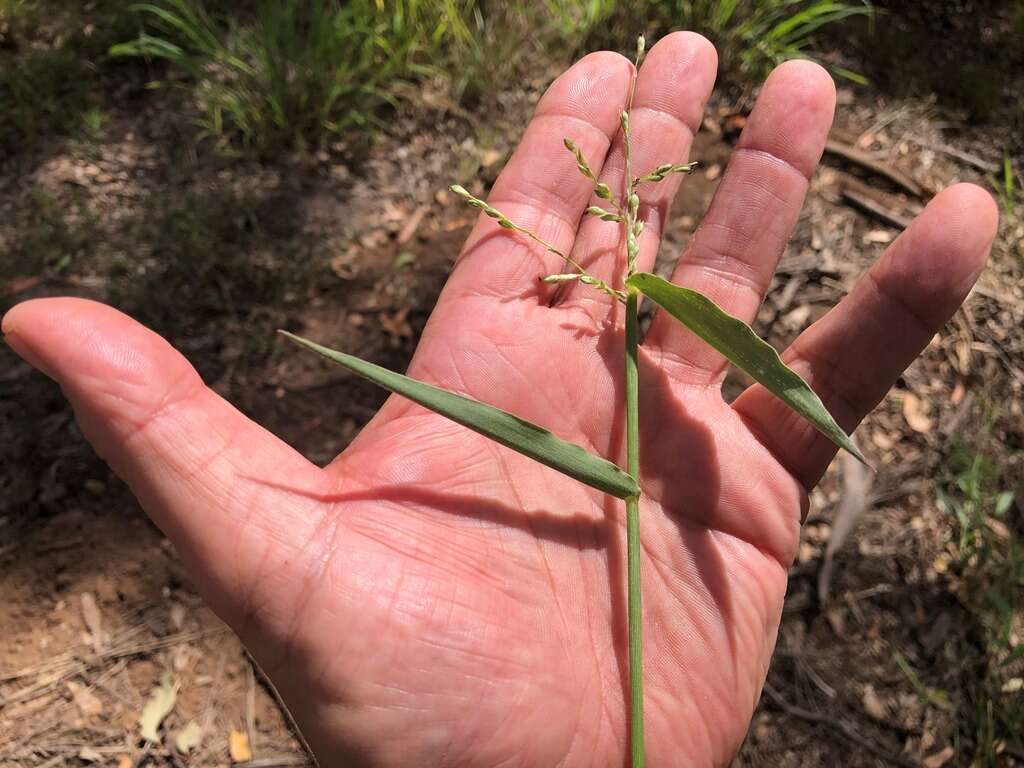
3 33 997 767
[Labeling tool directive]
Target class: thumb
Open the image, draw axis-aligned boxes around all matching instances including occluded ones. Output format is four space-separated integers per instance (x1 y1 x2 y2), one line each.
3 298 331 630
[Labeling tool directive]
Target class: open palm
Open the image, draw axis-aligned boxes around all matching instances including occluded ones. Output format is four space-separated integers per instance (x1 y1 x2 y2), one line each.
4 33 997 768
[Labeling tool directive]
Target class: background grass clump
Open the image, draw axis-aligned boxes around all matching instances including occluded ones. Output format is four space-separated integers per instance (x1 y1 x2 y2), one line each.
585 0 873 81
104 0 873 155
938 430 1024 763
2 0 874 156
109 0 483 153
0 0 142 152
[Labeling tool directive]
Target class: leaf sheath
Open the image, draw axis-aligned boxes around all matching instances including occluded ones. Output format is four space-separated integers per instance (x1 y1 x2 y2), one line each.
624 290 645 767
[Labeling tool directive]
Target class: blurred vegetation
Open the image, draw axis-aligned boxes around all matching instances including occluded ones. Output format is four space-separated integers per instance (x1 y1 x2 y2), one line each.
990 153 1019 220
8 0 1022 159
100 0 871 154
938 423 1024 764
0 1 142 152
585 0 872 81
107 0 482 153
2 186 100 279
835 0 1024 133
1 0 876 156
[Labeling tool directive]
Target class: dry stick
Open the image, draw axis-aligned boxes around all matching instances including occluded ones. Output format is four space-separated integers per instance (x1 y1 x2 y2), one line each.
248 652 318 765
824 139 925 198
761 684 917 768
5 660 129 756
0 628 221 708
132 743 152 768
0 627 212 683
246 661 258 757
840 188 912 230
925 142 1000 173
817 451 873 603
1 745 127 760
1 651 78 683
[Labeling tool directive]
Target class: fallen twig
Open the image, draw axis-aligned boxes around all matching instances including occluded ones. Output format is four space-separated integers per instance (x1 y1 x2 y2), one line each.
825 139 925 198
925 142 1000 173
840 188 912 230
248 652 317 763
762 683 917 768
818 451 873 603
133 743 153 768
246 660 258 759
4 661 128 756
396 204 430 245
0 628 223 708
0 744 125 761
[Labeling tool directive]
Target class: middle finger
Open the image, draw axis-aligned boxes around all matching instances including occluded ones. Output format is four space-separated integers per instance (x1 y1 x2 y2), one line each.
560 31 718 307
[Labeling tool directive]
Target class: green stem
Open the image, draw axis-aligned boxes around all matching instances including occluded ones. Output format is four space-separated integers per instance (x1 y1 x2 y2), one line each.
622 41 645 764
624 289 644 767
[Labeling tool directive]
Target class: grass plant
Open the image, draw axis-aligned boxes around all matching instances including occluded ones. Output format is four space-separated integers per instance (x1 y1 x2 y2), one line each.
938 436 1023 764
105 0 872 153
109 0 479 152
283 37 863 765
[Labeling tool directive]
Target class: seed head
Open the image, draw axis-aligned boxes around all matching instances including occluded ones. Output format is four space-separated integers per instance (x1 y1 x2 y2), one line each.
586 205 622 222
564 137 596 181
541 273 582 284
635 161 698 184
450 184 485 208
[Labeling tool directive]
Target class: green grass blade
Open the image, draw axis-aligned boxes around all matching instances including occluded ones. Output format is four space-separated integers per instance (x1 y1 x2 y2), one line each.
128 3 212 54
1002 643 1024 667
626 273 867 465
109 34 187 61
831 65 869 85
1004 152 1014 200
279 331 639 500
768 2 870 43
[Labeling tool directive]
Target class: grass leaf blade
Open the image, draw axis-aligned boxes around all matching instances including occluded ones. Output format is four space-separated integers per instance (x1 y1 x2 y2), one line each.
279 332 639 499
626 273 867 465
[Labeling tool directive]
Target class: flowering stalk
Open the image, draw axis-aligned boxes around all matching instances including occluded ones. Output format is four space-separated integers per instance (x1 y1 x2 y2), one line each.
622 35 646 767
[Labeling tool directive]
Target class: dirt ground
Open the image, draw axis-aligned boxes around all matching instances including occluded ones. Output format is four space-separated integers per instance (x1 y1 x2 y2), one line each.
2 17 1023 768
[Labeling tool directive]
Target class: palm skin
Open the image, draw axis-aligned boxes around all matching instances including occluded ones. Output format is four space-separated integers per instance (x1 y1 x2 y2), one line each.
324 303 799 767
3 33 997 768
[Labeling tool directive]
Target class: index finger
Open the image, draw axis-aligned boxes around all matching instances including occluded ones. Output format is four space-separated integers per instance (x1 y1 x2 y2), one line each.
732 184 998 489
439 51 632 304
